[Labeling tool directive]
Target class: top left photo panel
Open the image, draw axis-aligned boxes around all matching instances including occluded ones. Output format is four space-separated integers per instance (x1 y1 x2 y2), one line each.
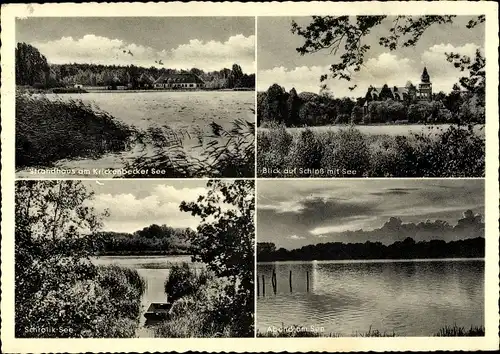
15 17 256 179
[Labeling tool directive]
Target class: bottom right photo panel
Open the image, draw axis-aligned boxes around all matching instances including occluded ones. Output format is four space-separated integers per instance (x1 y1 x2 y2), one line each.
256 179 484 337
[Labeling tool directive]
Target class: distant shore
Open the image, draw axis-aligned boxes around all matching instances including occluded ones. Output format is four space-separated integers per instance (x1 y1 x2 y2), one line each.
17 85 254 94
257 257 485 264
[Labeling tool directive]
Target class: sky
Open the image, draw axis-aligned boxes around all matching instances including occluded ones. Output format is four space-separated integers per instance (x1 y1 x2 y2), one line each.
16 17 255 72
258 16 485 97
257 179 484 249
82 180 209 233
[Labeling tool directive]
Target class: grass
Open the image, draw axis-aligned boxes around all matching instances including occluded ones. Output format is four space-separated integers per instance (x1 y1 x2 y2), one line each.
257 124 485 177
126 116 255 178
435 324 485 337
256 323 484 338
17 92 255 177
16 92 134 168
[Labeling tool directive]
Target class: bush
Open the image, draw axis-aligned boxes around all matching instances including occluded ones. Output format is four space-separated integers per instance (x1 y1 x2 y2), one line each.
156 276 251 338
97 265 144 320
320 128 370 176
16 93 133 168
164 263 211 302
287 128 324 175
16 266 145 338
256 124 293 177
257 125 485 177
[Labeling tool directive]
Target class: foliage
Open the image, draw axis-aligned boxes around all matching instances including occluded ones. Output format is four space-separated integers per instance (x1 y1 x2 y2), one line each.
257 236 484 262
164 263 212 302
175 180 255 337
256 123 293 177
257 125 484 177
95 225 193 256
16 43 52 87
156 275 241 337
257 84 477 127
124 117 255 178
16 93 134 168
15 181 144 338
16 91 254 177
291 15 484 83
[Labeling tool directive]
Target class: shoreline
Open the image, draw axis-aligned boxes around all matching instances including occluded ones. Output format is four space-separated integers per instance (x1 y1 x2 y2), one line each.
17 86 254 94
258 123 485 128
257 257 485 264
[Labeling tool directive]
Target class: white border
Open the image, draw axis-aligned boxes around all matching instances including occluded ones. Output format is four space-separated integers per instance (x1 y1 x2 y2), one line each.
1 2 499 352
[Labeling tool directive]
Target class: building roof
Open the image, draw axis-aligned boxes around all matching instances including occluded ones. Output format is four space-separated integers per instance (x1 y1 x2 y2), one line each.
367 86 409 100
154 73 204 84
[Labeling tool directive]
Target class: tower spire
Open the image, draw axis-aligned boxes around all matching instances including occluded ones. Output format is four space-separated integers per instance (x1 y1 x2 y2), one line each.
421 66 430 83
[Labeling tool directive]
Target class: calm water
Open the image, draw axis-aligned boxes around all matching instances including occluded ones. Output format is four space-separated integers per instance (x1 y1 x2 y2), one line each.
92 255 199 337
259 124 485 137
18 91 254 178
257 259 484 336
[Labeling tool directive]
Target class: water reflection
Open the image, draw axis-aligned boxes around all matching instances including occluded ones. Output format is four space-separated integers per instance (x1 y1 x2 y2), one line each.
257 259 484 336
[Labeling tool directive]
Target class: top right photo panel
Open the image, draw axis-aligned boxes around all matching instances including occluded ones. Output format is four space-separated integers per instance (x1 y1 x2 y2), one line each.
257 16 486 178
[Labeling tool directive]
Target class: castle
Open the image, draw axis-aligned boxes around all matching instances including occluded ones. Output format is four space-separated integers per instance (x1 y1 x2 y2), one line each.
364 67 433 103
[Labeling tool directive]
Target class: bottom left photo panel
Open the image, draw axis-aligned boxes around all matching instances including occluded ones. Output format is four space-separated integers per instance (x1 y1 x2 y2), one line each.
14 179 255 338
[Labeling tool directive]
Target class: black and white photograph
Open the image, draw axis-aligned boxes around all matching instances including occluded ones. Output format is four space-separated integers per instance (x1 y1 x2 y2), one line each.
257 16 485 177
256 179 485 337
15 17 256 178
15 179 255 338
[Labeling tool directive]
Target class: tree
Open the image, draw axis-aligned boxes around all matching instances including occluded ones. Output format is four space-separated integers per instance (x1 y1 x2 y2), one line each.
15 43 51 86
286 87 301 126
15 181 115 337
179 179 254 336
266 84 288 124
350 105 364 124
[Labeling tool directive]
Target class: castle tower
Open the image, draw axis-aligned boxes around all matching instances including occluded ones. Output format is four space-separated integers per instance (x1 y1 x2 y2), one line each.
418 67 432 100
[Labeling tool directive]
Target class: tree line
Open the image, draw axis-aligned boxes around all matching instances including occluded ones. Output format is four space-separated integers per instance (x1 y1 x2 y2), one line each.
258 79 483 127
257 237 485 262
94 224 194 256
15 42 255 89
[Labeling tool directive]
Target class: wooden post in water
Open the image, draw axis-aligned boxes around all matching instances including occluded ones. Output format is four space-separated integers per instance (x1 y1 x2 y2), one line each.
289 270 292 293
271 269 277 295
306 271 309 292
257 274 260 297
262 274 265 297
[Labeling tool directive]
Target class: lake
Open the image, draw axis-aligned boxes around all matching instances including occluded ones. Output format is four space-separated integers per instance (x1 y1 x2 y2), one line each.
17 91 254 178
257 259 484 336
92 255 199 337
259 124 485 137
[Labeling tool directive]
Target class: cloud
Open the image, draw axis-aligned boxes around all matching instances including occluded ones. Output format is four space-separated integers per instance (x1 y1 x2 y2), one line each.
259 43 484 96
87 184 208 232
420 42 482 92
316 211 485 244
168 34 255 72
309 216 379 235
258 53 418 97
290 234 306 240
33 34 255 72
33 34 156 66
